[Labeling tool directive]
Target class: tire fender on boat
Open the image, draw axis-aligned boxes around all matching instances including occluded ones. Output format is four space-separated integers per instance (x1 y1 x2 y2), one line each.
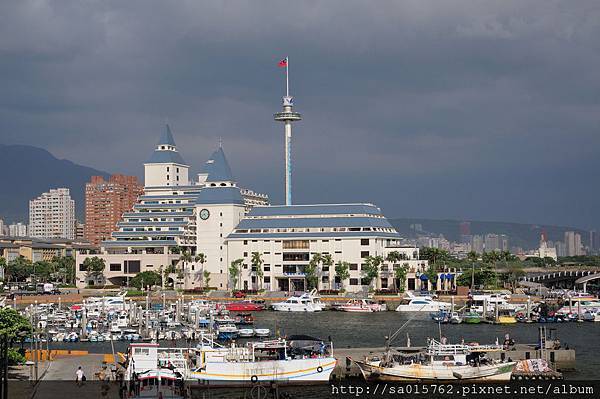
250 375 258 383
317 366 323 373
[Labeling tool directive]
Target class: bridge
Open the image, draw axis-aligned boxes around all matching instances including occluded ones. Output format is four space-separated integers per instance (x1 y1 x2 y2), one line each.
521 269 600 289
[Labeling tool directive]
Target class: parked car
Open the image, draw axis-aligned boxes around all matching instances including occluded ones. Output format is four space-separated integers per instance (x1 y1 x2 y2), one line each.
233 291 246 298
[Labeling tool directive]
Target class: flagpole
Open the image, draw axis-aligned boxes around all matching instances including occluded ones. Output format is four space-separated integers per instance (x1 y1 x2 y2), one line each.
286 57 289 97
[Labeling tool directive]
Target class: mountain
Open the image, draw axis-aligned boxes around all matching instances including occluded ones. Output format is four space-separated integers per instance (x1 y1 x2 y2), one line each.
389 218 589 250
0 144 110 224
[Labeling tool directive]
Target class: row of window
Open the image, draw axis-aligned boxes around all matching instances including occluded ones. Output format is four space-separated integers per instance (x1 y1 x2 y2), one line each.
235 227 394 234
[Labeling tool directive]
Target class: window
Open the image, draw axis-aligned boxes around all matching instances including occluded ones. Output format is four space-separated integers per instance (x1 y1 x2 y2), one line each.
360 278 370 285
361 251 369 258
322 266 329 271
349 263 358 271
264 266 270 272
282 240 310 249
282 253 309 261
109 263 121 272
361 239 370 246
243 252 248 257
381 278 388 288
349 278 359 286
243 240 248 245
78 264 86 271
322 276 329 283
124 260 141 274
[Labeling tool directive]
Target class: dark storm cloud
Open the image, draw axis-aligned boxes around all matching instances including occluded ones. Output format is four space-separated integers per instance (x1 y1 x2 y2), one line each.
1 1 599 228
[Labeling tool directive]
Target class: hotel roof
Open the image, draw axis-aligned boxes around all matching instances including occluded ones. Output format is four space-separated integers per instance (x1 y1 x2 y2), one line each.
146 124 188 165
158 124 176 146
247 203 383 217
235 216 394 230
200 147 234 182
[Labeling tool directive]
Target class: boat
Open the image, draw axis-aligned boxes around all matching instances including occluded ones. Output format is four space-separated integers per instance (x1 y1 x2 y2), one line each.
253 328 271 338
353 339 515 382
84 291 129 312
395 292 452 312
449 312 463 324
225 300 265 312
238 328 255 338
125 343 186 398
556 298 600 315
271 289 324 312
463 312 482 324
188 335 336 386
217 323 239 340
233 313 255 325
582 310 600 322
339 298 386 312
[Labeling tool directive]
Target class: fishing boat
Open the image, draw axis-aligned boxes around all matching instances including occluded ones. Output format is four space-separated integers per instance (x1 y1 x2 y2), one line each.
339 298 386 312
395 292 452 312
225 300 265 312
353 339 515 382
125 343 187 398
271 289 324 312
188 335 336 386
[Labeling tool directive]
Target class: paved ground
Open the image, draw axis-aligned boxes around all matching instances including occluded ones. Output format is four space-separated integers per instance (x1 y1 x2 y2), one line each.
31 354 120 399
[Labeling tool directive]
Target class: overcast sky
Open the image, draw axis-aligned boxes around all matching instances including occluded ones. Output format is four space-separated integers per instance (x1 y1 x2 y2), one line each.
1 1 599 229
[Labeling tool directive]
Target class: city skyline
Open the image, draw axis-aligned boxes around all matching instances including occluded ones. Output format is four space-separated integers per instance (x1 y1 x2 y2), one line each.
1 2 600 230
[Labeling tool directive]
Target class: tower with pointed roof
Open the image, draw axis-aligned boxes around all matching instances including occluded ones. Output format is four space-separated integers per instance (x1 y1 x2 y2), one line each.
144 124 190 187
196 146 246 290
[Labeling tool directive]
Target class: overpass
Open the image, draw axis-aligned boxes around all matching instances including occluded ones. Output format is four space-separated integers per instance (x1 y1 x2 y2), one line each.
521 269 600 289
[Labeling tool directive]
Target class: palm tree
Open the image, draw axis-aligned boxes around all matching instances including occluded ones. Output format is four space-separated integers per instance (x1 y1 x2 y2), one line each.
203 270 211 290
321 254 333 290
305 253 322 291
395 263 409 293
195 253 206 286
251 252 264 290
228 259 243 291
386 251 402 291
334 261 350 291
179 250 193 289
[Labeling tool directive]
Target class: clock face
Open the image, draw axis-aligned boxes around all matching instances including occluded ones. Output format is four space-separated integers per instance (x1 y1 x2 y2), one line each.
200 208 210 220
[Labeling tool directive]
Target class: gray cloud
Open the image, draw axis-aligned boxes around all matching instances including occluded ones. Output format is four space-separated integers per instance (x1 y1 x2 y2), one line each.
1 0 599 229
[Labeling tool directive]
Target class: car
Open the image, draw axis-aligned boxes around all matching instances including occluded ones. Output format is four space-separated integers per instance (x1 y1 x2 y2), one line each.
233 291 246 298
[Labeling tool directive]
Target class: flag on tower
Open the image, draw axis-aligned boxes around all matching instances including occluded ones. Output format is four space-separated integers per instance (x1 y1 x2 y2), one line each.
278 58 288 67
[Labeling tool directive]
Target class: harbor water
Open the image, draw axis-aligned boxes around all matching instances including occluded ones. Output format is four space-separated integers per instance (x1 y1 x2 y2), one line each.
40 311 599 380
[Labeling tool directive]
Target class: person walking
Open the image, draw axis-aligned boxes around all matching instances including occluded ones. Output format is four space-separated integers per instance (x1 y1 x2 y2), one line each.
76 366 85 386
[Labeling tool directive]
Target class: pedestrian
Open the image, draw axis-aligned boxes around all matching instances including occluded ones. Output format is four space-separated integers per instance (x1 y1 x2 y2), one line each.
75 366 85 386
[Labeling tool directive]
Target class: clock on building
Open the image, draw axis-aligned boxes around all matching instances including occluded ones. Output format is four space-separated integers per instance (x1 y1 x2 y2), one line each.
199 209 210 220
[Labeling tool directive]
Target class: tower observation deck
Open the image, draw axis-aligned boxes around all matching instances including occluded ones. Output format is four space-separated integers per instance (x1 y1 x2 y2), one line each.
274 57 301 206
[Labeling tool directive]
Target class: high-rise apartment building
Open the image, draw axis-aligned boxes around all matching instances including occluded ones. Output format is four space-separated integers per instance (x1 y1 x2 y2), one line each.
8 222 27 237
471 234 484 253
29 188 75 239
564 231 584 256
84 174 143 245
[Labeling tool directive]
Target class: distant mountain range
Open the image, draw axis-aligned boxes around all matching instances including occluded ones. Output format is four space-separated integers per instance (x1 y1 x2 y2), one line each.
0 144 110 224
389 218 589 251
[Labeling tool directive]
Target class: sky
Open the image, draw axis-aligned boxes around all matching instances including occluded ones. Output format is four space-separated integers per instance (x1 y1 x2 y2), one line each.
1 1 599 229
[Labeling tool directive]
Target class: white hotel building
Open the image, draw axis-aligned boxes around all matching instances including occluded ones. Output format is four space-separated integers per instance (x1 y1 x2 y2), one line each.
76 127 425 291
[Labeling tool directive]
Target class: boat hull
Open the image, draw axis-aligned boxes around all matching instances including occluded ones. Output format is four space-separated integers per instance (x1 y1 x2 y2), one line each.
354 360 515 382
188 357 337 386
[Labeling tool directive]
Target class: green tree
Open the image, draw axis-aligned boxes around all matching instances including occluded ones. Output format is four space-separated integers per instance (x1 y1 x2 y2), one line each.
386 251 403 291
82 256 106 285
6 256 33 282
251 252 264 290
129 271 162 289
178 250 193 287
466 251 479 263
361 256 382 289
334 261 350 291
203 270 211 289
229 259 243 290
394 263 410 293
321 254 334 290
305 253 322 290
0 307 32 338
195 253 206 286
52 256 75 284
424 264 439 291
419 247 451 266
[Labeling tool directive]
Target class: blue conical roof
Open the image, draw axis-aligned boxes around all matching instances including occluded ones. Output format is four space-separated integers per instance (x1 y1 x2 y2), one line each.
158 124 177 146
201 147 234 182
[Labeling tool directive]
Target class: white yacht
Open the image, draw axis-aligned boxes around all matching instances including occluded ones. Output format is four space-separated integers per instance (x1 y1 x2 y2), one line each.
271 289 325 312
84 291 129 312
556 298 600 315
339 298 386 312
188 335 336 386
395 293 451 312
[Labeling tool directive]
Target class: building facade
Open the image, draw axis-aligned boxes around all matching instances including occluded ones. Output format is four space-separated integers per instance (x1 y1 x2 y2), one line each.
29 188 76 239
84 174 144 245
225 204 426 292
8 222 27 237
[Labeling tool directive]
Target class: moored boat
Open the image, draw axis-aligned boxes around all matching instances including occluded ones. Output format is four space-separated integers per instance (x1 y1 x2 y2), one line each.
339 298 386 312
